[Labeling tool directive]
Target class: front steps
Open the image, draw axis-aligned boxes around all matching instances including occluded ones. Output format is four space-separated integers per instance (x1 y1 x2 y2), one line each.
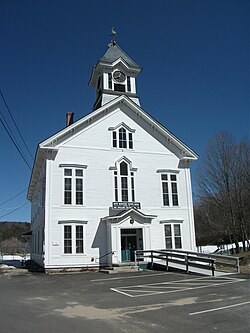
100 263 143 274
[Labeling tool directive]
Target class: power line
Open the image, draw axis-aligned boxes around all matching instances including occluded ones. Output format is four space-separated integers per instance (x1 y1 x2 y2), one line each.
0 89 34 161
0 202 29 219
0 189 27 206
0 115 32 170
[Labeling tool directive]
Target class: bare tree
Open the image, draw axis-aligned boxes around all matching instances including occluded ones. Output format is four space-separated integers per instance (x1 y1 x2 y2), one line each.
196 132 250 253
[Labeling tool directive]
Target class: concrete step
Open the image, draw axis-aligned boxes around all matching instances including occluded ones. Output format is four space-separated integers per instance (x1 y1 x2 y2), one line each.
100 265 143 274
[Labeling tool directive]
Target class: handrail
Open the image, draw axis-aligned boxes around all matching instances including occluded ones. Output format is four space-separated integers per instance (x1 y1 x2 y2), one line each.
135 249 240 275
135 250 215 276
98 251 115 261
160 249 240 274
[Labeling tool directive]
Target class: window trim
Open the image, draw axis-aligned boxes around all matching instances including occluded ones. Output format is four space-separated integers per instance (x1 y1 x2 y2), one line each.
111 158 137 202
161 222 183 250
61 222 87 255
157 170 180 207
108 123 135 150
60 165 87 206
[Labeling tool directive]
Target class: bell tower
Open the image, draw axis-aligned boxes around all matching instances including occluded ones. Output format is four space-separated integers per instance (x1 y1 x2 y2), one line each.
89 31 142 110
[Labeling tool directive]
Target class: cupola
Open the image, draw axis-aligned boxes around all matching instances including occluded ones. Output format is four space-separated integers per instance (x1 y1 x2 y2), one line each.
89 36 142 110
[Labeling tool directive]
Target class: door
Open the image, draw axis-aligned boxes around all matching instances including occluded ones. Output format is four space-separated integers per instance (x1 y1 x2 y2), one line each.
121 235 137 261
121 228 143 262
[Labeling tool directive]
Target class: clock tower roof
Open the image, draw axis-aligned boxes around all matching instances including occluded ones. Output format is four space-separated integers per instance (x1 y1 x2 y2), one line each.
100 41 141 70
89 41 142 110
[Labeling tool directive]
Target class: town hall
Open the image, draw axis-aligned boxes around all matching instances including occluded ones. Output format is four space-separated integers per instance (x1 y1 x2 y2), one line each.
27 36 198 271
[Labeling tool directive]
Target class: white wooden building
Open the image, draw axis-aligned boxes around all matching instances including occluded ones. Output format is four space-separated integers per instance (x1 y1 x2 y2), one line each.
27 41 198 271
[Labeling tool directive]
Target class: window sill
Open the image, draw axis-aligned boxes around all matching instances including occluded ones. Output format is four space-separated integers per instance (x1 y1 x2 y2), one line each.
161 206 180 208
111 147 134 151
61 205 86 208
62 253 86 256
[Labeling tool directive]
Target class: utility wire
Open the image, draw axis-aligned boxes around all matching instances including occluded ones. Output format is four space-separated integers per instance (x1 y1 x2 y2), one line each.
0 188 27 206
0 104 24 155
0 115 32 170
0 202 29 219
0 89 34 161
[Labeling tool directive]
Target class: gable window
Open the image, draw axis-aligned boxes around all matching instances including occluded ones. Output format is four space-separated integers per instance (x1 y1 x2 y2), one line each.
110 124 134 150
63 167 84 205
119 127 127 148
63 224 84 254
164 224 182 249
112 131 117 147
161 173 179 207
113 160 136 202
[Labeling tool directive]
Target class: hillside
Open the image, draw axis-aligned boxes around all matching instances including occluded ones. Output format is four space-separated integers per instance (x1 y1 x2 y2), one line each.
0 222 31 253
0 221 31 242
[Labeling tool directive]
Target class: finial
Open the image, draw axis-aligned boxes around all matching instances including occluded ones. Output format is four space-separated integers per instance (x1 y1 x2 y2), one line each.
110 27 117 45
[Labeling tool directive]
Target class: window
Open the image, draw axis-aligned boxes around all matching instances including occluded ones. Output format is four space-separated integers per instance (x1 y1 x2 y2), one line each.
174 224 182 249
108 73 112 89
127 76 131 92
111 126 134 149
164 224 182 249
64 225 72 253
63 225 84 254
112 131 117 148
161 174 179 206
119 128 127 148
114 83 125 92
113 160 136 202
64 168 84 205
76 226 84 253
164 225 172 249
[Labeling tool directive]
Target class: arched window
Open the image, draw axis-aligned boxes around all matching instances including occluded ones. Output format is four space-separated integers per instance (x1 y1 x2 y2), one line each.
119 128 127 148
111 124 134 150
114 160 135 202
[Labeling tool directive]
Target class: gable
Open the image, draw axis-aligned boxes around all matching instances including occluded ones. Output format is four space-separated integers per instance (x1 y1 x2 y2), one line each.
40 95 198 160
59 108 173 156
28 95 197 201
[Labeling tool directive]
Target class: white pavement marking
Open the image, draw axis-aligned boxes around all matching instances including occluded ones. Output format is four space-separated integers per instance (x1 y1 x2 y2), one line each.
90 272 172 282
189 301 250 316
110 288 134 298
111 276 245 298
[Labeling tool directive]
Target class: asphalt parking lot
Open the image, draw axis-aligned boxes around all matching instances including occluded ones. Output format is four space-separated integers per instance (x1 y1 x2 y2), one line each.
0 269 249 333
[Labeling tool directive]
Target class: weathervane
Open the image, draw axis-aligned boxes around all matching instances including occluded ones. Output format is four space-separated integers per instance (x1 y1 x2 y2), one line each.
110 27 117 45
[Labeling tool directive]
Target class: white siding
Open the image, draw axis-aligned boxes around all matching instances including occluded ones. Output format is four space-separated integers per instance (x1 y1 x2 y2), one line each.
31 105 196 269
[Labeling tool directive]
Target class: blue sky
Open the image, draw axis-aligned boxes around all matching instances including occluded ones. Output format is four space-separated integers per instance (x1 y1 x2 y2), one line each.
0 0 249 222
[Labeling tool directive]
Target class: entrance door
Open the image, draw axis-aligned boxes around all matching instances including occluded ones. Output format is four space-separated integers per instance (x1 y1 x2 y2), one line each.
121 229 143 262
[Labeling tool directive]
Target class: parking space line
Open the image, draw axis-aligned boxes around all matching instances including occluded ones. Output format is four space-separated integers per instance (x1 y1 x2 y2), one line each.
189 301 250 316
90 272 172 282
110 288 135 297
111 276 246 298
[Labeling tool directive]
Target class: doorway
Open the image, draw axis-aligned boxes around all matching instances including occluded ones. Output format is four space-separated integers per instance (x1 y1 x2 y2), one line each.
121 228 143 262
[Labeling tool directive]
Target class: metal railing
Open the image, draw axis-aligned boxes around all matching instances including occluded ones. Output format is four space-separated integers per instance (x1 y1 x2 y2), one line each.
134 249 240 276
98 251 115 261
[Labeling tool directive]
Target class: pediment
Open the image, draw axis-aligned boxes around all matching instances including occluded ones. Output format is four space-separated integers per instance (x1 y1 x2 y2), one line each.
101 208 157 225
39 95 198 161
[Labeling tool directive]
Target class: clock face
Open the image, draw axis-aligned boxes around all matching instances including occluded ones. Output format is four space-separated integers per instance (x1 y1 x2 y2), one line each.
113 71 126 82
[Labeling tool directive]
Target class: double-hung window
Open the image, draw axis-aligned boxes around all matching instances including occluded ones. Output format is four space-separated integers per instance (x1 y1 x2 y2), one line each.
160 173 179 207
63 224 84 254
164 224 182 249
63 167 85 205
